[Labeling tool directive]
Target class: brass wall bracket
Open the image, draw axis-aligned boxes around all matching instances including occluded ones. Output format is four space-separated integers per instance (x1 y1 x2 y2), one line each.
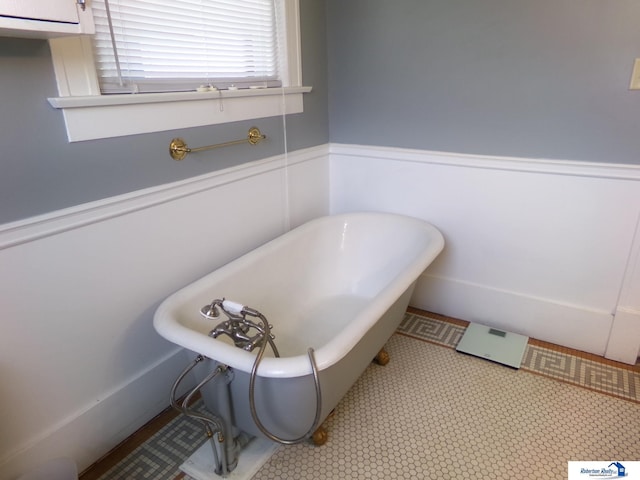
169 127 266 161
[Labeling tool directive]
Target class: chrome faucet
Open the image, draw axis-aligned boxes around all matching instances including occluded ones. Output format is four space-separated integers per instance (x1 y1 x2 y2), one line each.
201 299 278 354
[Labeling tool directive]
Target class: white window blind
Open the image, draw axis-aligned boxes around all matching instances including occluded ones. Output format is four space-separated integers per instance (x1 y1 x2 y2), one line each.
91 0 282 94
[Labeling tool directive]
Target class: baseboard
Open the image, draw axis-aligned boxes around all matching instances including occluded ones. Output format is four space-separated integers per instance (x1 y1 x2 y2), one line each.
411 274 613 356
606 308 640 364
0 348 194 480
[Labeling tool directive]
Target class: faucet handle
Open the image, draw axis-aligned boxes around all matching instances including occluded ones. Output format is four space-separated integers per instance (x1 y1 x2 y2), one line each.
222 299 245 315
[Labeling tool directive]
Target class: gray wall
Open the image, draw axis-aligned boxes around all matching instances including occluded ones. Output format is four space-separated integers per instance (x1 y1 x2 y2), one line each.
327 0 640 164
7 0 639 223
0 0 328 225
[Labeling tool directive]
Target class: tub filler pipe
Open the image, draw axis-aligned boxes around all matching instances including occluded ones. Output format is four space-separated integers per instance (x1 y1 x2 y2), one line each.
170 355 230 475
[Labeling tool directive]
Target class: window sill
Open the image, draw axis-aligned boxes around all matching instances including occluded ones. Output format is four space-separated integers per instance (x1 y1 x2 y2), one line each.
47 86 312 142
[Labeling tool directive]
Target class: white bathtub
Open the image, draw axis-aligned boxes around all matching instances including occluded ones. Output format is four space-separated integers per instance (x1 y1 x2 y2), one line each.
154 212 444 440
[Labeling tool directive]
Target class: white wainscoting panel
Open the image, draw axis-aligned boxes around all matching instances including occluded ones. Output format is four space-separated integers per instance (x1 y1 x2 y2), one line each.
330 144 640 360
0 145 329 479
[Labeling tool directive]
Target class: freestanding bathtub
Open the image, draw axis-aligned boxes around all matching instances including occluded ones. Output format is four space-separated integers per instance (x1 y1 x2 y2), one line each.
154 212 444 442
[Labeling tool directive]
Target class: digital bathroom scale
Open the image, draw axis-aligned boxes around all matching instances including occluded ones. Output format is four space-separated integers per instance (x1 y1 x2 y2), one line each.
455 322 529 369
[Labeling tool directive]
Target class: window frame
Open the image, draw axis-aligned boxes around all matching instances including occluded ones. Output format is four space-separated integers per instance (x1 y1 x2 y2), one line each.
47 0 310 142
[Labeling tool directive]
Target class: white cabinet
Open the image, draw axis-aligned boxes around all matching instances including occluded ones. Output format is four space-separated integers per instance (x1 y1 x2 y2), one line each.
0 0 94 38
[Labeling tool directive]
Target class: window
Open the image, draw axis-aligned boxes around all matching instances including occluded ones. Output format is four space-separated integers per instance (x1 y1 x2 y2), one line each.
47 0 310 142
92 0 282 94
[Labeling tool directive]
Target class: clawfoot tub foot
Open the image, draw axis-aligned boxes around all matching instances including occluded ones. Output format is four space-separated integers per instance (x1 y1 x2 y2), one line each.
373 348 390 365
312 425 328 446
311 409 335 446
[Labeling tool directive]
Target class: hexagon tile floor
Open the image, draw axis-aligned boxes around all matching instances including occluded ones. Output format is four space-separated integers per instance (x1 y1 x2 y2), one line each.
82 312 640 480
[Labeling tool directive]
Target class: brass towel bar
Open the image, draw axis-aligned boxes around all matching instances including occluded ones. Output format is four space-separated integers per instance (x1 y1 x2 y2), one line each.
169 127 266 161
